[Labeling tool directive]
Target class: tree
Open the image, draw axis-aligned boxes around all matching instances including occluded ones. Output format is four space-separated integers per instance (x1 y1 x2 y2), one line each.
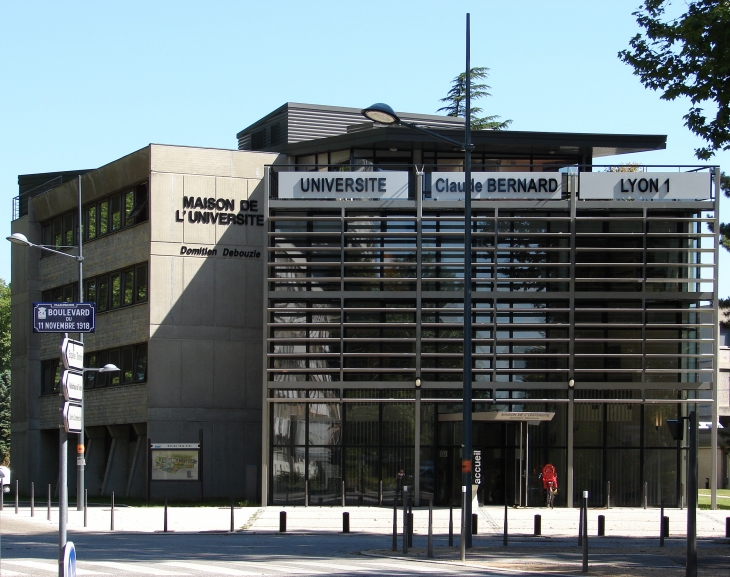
438 67 512 130
618 0 730 160
0 280 10 465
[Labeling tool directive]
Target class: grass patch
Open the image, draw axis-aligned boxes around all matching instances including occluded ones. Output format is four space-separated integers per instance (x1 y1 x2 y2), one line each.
82 497 260 508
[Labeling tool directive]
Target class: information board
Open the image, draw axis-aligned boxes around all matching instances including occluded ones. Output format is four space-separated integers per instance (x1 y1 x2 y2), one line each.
151 446 200 481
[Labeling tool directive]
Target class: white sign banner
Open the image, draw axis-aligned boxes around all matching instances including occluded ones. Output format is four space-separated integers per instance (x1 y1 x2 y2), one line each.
277 171 409 199
579 172 711 200
63 402 82 433
61 370 84 402
61 338 84 370
429 172 563 200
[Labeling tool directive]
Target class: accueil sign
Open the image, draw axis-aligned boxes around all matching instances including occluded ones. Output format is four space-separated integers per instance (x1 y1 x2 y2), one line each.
428 172 563 200
579 172 711 200
277 172 409 199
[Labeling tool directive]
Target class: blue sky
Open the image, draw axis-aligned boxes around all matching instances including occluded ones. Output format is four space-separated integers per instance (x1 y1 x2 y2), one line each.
1 0 728 296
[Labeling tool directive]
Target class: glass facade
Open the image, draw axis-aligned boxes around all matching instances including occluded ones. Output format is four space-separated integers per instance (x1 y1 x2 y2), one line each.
264 165 718 507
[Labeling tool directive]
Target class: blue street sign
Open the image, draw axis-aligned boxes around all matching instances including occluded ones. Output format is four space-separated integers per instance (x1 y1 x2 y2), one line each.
63 541 77 577
32 303 96 333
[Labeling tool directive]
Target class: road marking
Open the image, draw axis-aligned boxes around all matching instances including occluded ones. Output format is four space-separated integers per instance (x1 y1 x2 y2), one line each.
162 561 258 575
236 561 325 574
371 560 457 573
4 559 108 575
0 568 28 576
297 561 372 572
84 561 189 575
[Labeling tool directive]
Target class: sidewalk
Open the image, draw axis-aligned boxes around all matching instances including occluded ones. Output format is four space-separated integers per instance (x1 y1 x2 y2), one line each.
3 502 729 539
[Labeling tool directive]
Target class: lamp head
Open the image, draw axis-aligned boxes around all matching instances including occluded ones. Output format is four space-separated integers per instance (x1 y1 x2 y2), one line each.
361 103 400 125
666 419 684 441
99 363 120 373
7 233 32 247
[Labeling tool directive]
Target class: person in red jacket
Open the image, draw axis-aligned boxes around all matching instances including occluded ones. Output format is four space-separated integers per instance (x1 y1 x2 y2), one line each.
540 464 558 508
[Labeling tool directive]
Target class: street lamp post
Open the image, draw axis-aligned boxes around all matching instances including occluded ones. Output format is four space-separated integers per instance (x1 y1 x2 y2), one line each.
667 410 698 577
362 12 475 550
6 230 116 577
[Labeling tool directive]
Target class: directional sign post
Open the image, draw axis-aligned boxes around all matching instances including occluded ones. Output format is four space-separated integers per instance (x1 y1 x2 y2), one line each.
63 403 82 433
61 370 84 402
33 302 95 333
62 338 84 370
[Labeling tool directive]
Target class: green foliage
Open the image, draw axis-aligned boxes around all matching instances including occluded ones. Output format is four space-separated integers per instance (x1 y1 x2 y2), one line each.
618 0 730 160
437 67 512 130
0 279 9 465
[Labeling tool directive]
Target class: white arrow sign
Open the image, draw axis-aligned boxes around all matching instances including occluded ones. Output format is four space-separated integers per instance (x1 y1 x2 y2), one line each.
61 338 84 370
63 402 82 433
61 370 83 402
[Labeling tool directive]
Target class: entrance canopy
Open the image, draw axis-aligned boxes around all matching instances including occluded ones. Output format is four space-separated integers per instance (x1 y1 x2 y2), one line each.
438 411 555 423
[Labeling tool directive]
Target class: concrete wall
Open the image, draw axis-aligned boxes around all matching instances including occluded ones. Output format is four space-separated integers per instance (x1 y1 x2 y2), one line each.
147 145 280 502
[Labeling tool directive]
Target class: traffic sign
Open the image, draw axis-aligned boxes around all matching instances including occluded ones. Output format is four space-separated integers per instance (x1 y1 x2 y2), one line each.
63 403 82 433
62 541 77 577
61 370 83 402
33 302 95 333
61 338 84 370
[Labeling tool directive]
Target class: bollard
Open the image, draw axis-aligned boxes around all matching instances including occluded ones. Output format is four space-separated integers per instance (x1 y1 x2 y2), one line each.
84 489 88 528
534 514 542 536
407 511 413 547
597 514 605 536
726 517 730 539
15 479 18 514
111 491 115 531
471 513 478 535
403 486 408 554
343 511 350 533
47 484 51 521
643 482 648 509
680 482 684 510
392 497 397 551
379 480 383 507
279 510 287 532
230 498 235 532
578 503 584 546
503 500 508 546
341 480 345 507
459 485 466 561
606 481 611 509
663 516 669 539
582 491 589 573
660 504 664 547
448 500 454 546
427 500 434 559
305 480 308 508
164 495 168 532
31 482 35 517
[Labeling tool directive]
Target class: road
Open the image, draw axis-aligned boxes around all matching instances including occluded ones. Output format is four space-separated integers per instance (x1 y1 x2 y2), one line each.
0 516 509 577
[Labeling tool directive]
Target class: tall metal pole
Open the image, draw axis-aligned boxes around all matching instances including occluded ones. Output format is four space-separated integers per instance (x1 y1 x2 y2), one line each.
462 11 474 550
76 175 85 511
59 336 68 577
686 409 697 577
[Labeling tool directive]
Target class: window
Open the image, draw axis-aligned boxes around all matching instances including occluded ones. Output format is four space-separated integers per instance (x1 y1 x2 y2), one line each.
99 200 109 235
41 359 61 395
110 195 121 231
83 343 148 388
86 205 97 240
48 263 148 312
110 272 121 308
97 276 109 312
251 129 265 150
135 264 148 302
122 268 134 306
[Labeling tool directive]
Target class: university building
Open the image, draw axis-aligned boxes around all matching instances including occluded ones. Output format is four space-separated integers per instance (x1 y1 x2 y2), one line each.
10 103 726 507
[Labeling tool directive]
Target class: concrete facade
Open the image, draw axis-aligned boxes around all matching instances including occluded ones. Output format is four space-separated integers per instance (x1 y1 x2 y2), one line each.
11 144 280 502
